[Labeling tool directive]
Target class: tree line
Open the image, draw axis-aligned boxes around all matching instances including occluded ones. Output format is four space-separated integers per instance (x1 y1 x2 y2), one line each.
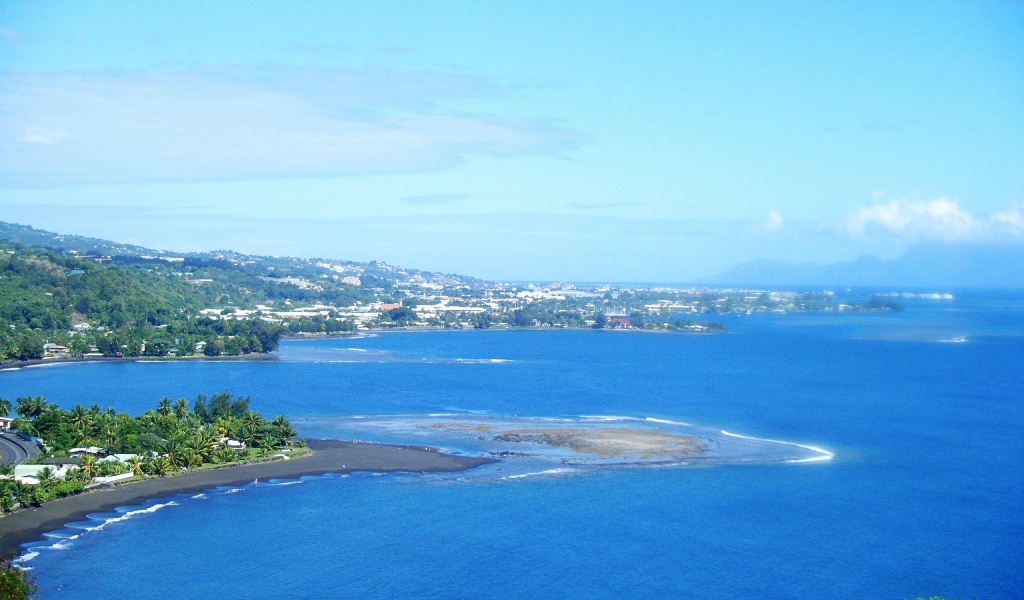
1 392 299 512
0 243 287 362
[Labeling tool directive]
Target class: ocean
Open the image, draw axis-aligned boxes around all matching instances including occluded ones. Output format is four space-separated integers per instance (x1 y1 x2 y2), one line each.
3 292 1023 599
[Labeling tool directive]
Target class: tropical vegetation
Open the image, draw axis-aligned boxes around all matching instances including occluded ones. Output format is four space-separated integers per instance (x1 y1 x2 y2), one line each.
1 392 299 512
0 241 289 362
0 553 37 600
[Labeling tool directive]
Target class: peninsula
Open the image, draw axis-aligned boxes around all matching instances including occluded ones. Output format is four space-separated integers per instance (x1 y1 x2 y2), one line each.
0 220 907 369
0 439 495 557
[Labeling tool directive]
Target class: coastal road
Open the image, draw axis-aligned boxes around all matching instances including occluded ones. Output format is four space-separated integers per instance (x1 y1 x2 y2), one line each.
0 432 40 465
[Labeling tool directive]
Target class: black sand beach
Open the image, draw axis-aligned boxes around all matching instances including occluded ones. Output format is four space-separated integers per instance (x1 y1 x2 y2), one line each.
0 439 495 557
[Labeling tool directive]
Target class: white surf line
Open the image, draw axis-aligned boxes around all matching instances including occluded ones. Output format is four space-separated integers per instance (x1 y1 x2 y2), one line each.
645 417 695 427
502 468 577 480
720 430 835 463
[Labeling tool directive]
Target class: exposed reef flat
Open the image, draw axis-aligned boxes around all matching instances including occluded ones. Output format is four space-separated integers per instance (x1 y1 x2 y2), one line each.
297 415 834 469
491 427 704 460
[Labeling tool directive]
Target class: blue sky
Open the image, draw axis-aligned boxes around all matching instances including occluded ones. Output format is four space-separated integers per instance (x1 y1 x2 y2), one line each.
1 1 1022 281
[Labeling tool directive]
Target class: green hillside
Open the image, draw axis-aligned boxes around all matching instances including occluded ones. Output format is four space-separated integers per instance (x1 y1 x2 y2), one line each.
0 221 483 363
0 241 281 361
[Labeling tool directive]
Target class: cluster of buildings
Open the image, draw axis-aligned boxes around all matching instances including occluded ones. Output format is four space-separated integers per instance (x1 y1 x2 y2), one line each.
193 275 854 331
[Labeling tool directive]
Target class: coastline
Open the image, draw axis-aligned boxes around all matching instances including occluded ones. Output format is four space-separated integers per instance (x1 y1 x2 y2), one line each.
0 439 496 557
0 352 279 372
0 327 729 373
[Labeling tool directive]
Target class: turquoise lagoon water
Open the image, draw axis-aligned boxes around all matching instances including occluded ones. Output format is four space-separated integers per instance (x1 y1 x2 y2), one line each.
3 292 1023 599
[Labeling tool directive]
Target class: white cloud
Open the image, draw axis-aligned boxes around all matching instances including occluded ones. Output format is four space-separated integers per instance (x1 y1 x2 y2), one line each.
22 127 66 145
843 197 1024 241
750 210 783 234
992 205 1024 236
845 198 983 239
0 67 586 186
763 210 783 231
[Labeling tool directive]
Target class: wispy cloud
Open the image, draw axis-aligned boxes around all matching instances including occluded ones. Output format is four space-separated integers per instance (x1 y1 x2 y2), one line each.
753 210 784 233
992 205 1024 236
844 197 1022 241
0 26 23 42
566 201 641 210
398 193 468 205
0 66 586 186
22 127 66 145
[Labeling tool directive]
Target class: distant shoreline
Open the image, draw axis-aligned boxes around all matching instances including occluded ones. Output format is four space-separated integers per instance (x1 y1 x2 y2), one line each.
0 326 726 373
0 352 278 372
0 439 496 557
285 325 727 338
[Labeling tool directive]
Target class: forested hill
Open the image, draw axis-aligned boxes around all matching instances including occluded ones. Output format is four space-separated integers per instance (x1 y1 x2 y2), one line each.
0 221 477 293
0 221 472 363
0 240 281 361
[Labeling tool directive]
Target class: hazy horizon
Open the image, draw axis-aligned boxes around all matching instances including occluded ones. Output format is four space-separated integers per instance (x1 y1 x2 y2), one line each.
1 2 1022 281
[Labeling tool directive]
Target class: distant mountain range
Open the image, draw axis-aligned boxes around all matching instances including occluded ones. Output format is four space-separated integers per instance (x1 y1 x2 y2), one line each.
701 244 1024 289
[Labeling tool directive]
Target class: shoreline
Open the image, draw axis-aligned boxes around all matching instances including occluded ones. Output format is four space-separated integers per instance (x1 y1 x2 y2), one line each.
0 327 728 373
0 352 278 372
0 439 496 557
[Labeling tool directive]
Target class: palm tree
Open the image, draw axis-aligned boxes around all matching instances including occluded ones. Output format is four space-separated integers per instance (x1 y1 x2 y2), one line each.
241 425 262 449
148 456 170 476
129 455 145 477
15 396 46 419
198 427 219 452
70 405 92 431
101 423 118 448
272 415 298 443
186 433 214 464
174 398 191 420
66 468 91 484
157 397 172 417
245 411 265 432
178 448 197 470
214 416 234 438
14 481 37 508
38 466 57 483
212 447 236 464
78 454 98 478
0 397 11 418
0 490 14 513
161 438 183 469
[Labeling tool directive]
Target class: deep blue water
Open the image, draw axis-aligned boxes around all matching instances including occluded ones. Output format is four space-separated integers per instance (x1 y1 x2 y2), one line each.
3 294 1023 599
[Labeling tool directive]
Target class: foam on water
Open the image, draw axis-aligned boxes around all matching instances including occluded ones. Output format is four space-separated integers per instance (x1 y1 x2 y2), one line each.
719 430 834 462
83 502 180 533
502 467 578 480
19 501 183 557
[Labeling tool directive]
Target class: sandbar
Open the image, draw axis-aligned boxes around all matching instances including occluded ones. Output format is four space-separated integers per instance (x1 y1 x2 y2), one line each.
0 439 495 557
